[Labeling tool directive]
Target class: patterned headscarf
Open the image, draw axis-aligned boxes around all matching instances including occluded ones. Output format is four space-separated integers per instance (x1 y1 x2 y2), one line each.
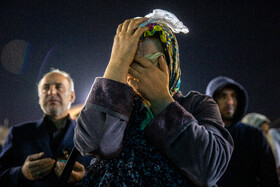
241 113 270 128
140 22 181 96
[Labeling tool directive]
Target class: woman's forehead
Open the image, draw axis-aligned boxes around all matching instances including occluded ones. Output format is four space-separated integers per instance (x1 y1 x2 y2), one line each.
136 37 164 56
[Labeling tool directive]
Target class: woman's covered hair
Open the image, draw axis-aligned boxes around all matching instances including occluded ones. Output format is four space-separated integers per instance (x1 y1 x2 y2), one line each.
138 9 188 95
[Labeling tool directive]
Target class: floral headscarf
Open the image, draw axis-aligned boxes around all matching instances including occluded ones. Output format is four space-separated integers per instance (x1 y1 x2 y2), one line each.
137 9 188 129
140 22 181 96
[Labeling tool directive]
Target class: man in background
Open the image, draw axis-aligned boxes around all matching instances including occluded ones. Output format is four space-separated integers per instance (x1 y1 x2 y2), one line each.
0 69 91 186
206 76 278 186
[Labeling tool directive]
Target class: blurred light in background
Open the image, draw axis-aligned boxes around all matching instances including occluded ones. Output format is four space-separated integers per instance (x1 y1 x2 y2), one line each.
69 104 84 120
1 40 31 74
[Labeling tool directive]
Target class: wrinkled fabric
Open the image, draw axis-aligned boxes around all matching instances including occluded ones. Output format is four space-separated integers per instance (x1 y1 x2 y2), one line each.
82 95 187 186
142 9 189 34
74 78 233 186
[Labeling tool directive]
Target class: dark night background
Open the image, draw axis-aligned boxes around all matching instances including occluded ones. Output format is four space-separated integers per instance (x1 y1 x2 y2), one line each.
0 0 279 127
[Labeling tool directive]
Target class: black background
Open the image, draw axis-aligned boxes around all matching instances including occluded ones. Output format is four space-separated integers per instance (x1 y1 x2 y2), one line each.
0 0 279 126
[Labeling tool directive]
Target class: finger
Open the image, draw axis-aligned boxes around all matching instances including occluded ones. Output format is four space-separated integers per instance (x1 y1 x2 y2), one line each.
127 17 148 33
54 166 60 176
68 170 85 183
29 162 55 176
127 77 140 90
130 62 145 73
116 23 123 34
54 165 63 176
36 162 55 177
134 26 150 38
55 161 66 175
27 152 44 161
73 161 84 172
42 161 55 173
158 55 169 76
30 159 55 174
134 55 154 68
121 19 131 32
128 67 141 79
28 158 55 168
27 158 54 174
55 160 66 169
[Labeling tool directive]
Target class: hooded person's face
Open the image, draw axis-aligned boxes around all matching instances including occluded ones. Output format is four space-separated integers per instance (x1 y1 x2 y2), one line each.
216 88 238 122
260 122 270 134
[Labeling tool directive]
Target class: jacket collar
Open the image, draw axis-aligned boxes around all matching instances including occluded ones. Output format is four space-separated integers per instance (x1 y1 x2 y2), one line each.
33 115 76 158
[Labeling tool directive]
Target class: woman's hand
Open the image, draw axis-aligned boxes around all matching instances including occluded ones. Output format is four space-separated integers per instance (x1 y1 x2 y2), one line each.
104 18 149 84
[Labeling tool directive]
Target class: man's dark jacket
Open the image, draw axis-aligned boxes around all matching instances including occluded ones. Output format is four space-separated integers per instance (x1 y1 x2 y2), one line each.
0 116 91 187
206 76 279 186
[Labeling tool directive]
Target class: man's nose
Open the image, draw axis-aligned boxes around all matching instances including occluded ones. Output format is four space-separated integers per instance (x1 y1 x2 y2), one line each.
226 96 234 104
47 85 57 95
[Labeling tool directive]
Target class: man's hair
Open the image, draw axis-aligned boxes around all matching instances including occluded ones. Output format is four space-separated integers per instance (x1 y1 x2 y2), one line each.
37 68 74 95
213 84 239 101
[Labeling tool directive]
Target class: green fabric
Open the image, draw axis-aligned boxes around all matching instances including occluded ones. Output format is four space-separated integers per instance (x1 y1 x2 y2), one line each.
144 52 165 67
140 100 154 130
143 25 167 43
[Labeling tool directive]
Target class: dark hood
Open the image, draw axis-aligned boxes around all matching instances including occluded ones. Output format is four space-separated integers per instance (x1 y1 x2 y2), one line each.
205 76 248 123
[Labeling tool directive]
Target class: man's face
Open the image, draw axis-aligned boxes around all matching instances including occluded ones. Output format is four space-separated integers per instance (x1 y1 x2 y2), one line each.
216 88 238 121
38 73 75 119
260 122 270 134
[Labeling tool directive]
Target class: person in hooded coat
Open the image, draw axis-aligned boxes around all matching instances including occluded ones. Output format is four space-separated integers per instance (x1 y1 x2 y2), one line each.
241 113 275 151
206 76 279 186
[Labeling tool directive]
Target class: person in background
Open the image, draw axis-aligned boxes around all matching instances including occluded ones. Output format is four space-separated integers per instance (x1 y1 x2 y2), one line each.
206 76 279 186
0 69 91 186
241 112 275 150
270 117 280 181
74 9 233 186
0 125 10 153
